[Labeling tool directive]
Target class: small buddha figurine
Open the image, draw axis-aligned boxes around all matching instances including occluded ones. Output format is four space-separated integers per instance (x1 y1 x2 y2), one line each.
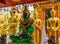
34 3 42 44
9 8 20 35
47 7 59 44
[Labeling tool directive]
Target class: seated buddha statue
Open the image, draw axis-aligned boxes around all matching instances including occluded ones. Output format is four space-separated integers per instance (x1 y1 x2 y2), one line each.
47 7 59 44
19 6 34 40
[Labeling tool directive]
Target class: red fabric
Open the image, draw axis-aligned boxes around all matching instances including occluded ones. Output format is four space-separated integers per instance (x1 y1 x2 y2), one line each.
0 3 5 7
0 0 6 4
0 0 48 7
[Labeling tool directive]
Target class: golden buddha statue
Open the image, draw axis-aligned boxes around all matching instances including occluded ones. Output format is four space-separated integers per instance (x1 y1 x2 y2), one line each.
34 3 42 44
0 11 9 36
9 8 20 35
47 8 59 44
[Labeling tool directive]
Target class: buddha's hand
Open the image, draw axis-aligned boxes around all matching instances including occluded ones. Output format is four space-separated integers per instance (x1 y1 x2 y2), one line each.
51 27 57 31
47 27 54 31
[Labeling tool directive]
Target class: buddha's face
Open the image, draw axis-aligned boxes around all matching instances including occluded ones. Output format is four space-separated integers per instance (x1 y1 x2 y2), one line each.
37 10 42 19
51 12 55 18
50 9 56 18
10 10 15 17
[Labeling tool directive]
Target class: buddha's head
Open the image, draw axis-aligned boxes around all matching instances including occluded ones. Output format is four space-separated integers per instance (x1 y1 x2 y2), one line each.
23 5 30 15
34 4 42 19
10 8 16 17
50 7 56 18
